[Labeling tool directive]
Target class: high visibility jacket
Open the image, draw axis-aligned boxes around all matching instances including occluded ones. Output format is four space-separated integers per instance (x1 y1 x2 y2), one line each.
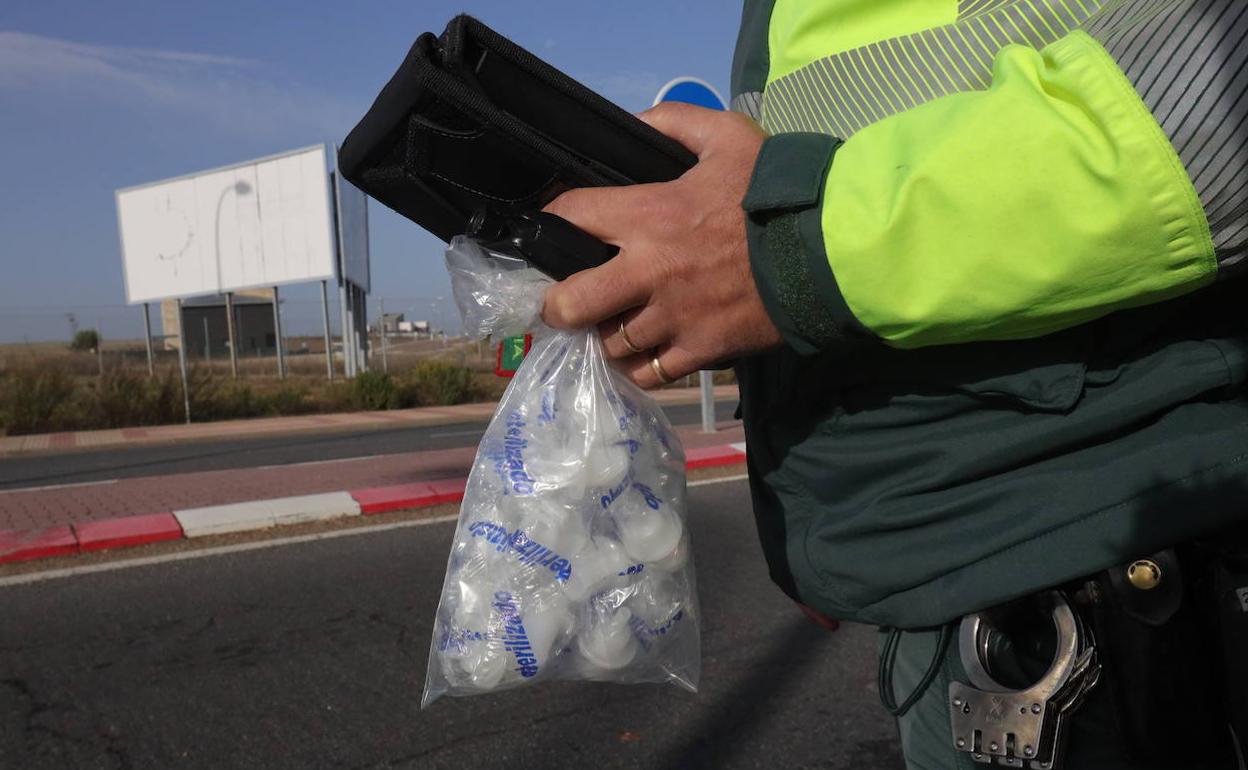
731 0 1248 627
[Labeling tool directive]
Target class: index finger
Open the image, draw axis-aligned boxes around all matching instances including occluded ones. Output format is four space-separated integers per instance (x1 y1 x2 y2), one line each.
543 183 664 245
542 251 650 330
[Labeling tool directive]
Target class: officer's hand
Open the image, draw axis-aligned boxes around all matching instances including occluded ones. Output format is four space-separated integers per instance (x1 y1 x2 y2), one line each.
541 102 782 388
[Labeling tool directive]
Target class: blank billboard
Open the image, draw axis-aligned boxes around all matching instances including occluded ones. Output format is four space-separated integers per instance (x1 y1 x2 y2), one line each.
116 145 337 304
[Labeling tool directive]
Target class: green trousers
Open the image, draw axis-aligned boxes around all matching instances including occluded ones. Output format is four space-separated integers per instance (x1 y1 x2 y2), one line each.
884 627 1242 770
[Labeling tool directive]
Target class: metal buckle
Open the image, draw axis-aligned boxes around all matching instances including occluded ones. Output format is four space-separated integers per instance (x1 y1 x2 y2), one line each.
949 591 1101 768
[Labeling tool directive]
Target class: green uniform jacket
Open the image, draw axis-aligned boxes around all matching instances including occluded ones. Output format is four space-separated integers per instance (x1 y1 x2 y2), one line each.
732 0 1248 628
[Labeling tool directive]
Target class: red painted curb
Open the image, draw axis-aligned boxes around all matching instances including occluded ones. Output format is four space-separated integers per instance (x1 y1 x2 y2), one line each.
0 526 78 564
348 447 747 516
350 477 469 515
75 513 183 553
685 445 748 470
427 478 467 505
350 483 440 515
0 446 750 567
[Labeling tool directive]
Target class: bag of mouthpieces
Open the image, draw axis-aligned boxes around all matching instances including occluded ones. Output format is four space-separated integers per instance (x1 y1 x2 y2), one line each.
421 236 700 707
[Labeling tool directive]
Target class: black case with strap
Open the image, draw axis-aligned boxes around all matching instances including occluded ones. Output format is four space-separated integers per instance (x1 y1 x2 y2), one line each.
338 15 696 275
1082 543 1248 765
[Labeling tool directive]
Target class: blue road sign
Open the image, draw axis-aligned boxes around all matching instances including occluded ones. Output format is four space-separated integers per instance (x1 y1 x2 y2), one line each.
653 77 727 111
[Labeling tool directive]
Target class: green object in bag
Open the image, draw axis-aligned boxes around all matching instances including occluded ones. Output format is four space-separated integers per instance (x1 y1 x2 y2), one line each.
495 335 532 377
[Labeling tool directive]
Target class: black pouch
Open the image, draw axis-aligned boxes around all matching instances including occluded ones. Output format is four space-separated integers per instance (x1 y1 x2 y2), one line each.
1210 539 1248 758
1083 548 1237 764
338 15 696 275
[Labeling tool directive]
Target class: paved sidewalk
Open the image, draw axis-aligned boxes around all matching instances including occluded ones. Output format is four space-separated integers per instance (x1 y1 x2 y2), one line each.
0 421 745 533
0 385 739 457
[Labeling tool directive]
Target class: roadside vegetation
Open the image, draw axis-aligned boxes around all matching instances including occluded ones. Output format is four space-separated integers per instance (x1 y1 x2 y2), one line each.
0 340 506 436
0 335 729 437
69 329 101 352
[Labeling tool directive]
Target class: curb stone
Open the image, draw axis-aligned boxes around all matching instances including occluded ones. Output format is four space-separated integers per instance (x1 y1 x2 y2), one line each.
0 445 747 565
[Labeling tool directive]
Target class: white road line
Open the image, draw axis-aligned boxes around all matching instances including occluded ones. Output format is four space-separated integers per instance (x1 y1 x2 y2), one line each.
689 474 748 487
0 475 750 587
1 453 392 491
0 478 119 495
0 515 458 588
254 454 386 471
429 429 484 439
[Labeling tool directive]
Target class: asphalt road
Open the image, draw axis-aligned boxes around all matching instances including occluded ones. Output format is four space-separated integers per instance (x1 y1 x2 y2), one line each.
0 401 739 490
0 479 903 770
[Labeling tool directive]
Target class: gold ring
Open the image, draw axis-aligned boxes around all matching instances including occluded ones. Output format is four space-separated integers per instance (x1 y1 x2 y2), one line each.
619 318 645 354
649 353 674 385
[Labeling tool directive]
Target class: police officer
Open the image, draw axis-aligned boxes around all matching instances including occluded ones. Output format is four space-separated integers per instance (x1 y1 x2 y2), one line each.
541 1 1248 767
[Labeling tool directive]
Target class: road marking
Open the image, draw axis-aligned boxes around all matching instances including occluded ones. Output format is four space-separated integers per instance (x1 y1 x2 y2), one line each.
430 429 484 439
254 454 386 471
0 479 119 495
0 452 396 491
0 515 458 588
689 474 748 487
0 475 750 587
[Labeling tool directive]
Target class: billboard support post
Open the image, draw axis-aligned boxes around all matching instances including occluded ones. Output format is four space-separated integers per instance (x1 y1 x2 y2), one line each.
341 279 356 378
332 168 352 380
358 284 370 372
379 297 389 373
353 282 362 373
96 323 105 376
350 284 360 373
225 291 239 379
701 371 716 433
272 286 286 379
351 283 362 374
176 299 191 424
320 280 334 380
142 303 154 378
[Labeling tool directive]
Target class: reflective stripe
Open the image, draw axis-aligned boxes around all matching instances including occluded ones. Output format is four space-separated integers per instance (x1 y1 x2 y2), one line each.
959 0 1017 18
762 0 1100 138
1089 0 1248 265
731 91 764 122
758 0 1246 268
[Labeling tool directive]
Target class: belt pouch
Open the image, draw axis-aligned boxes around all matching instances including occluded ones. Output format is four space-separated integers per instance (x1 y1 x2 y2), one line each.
1085 549 1229 763
1212 551 1248 753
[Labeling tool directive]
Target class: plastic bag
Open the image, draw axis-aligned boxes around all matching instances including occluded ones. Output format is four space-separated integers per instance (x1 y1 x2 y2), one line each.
421 236 700 707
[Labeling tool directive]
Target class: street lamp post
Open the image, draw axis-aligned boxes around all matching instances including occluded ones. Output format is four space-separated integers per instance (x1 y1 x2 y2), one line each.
215 179 251 379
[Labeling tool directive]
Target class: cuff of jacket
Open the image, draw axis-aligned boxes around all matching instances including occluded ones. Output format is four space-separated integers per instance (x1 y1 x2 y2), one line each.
742 132 874 355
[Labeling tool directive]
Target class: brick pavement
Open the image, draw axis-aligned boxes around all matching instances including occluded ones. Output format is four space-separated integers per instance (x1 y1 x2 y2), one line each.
0 422 745 532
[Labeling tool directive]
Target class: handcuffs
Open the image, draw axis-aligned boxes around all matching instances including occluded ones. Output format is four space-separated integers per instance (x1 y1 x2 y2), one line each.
949 591 1102 768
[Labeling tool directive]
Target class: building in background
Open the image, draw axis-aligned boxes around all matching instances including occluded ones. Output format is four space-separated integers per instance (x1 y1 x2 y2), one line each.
379 312 404 335
398 320 431 337
160 290 276 357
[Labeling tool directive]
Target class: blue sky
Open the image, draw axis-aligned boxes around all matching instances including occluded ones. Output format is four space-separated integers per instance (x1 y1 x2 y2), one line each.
0 1 742 343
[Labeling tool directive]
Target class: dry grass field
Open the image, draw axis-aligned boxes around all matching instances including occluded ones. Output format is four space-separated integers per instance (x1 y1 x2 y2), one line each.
0 335 506 436
0 334 731 437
